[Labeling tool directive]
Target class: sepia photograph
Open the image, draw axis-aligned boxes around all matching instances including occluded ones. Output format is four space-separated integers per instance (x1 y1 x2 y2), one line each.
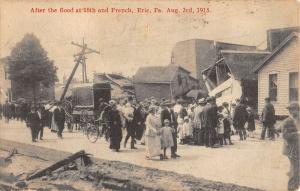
0 0 299 190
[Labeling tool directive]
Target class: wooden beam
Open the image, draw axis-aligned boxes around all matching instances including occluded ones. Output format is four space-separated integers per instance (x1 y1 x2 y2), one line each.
26 150 92 181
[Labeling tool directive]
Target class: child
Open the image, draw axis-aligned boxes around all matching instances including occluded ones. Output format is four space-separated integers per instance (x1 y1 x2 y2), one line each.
246 107 255 138
178 116 193 144
217 113 225 146
161 119 174 159
222 103 233 145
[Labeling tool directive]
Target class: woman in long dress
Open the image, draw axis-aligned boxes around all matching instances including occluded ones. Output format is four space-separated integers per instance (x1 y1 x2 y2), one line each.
108 101 122 152
145 106 163 160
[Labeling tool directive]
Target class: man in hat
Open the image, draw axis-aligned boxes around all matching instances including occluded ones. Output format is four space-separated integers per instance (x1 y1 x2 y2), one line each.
281 102 299 191
53 102 66 139
193 98 206 145
124 96 137 149
233 98 248 140
261 97 276 140
26 106 42 142
201 96 218 147
97 98 108 118
161 100 180 158
3 100 11 123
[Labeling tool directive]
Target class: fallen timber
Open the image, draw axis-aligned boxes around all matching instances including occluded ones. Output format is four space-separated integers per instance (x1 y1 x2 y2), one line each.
26 150 92 181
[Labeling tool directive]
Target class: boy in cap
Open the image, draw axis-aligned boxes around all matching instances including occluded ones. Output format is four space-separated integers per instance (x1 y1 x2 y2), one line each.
281 102 299 191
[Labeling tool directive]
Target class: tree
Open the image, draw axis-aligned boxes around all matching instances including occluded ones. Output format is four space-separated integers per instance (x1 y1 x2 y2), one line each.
7 33 58 106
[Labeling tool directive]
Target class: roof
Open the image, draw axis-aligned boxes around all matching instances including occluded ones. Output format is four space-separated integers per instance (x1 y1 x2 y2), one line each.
134 65 187 83
222 51 269 80
175 39 256 50
267 27 299 51
202 50 269 80
253 32 299 73
94 73 133 88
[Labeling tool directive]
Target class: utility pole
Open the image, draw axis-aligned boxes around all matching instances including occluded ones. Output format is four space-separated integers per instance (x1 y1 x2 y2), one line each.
59 38 100 101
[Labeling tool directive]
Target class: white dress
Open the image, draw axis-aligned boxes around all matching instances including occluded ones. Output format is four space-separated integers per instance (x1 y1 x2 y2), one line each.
193 106 204 129
145 114 162 158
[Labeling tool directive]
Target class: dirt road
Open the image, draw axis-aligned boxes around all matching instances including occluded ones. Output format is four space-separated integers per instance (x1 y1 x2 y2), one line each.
0 119 289 191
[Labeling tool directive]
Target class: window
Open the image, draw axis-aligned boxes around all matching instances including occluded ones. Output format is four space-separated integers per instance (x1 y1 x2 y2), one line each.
289 72 298 102
269 74 277 101
177 74 182 85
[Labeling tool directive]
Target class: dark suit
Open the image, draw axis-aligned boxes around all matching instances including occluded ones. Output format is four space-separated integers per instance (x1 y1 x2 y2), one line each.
261 103 276 139
161 108 178 155
133 106 144 140
27 111 42 141
233 103 248 140
54 107 66 137
201 103 218 147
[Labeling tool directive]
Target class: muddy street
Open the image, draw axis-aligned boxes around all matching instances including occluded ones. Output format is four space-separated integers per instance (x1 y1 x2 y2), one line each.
0 149 262 191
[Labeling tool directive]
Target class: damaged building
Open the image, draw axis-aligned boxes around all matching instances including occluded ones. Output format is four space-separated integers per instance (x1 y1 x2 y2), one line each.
93 73 134 99
202 50 269 108
172 27 299 110
171 39 258 90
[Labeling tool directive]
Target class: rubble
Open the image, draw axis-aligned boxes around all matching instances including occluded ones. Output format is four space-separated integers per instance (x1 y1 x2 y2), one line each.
0 148 262 191
26 150 92 181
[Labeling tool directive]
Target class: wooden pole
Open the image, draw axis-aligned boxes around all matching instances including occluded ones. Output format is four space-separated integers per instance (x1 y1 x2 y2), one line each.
60 39 100 101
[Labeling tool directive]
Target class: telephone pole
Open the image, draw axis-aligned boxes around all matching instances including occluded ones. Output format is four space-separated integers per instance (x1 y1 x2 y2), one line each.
60 38 100 101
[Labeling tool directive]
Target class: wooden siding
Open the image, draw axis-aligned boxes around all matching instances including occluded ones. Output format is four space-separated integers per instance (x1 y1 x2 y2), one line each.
258 38 299 116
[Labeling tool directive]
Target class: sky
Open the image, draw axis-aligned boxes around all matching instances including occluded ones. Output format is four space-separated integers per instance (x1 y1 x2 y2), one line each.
0 0 299 82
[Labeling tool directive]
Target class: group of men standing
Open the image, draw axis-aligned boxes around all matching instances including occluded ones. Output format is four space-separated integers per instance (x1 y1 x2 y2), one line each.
22 102 66 142
0 100 30 123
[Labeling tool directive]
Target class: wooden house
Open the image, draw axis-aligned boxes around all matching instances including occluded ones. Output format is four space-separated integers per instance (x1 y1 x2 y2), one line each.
133 64 198 101
254 32 299 116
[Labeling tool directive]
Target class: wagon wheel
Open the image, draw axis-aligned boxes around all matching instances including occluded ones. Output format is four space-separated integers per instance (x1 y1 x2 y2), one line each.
86 123 100 143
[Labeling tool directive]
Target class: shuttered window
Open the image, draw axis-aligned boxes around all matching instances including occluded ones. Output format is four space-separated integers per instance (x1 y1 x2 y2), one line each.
269 74 277 101
289 72 298 102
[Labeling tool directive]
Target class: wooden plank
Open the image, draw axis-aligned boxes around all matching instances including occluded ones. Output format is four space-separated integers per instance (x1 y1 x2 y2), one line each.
26 150 91 180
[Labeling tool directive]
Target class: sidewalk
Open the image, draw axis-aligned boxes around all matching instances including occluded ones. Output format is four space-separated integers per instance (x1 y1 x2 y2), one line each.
0 119 289 191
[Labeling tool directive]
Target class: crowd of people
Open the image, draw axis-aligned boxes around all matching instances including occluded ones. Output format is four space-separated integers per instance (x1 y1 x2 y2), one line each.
1 96 299 190
93 95 268 160
0 100 31 123
0 100 63 142
0 95 278 159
